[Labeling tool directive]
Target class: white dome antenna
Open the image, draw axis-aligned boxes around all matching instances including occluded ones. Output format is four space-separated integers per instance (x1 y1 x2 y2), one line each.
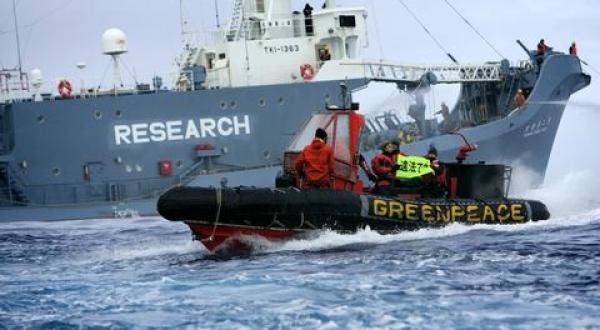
101 28 128 92
30 68 43 101
102 28 128 55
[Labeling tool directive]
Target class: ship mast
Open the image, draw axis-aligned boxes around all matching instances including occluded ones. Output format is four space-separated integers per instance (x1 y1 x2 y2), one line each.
215 0 221 28
12 0 23 74
179 0 186 45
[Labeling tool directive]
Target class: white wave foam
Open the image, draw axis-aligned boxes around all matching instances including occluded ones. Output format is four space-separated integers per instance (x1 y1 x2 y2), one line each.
262 207 600 255
518 169 600 217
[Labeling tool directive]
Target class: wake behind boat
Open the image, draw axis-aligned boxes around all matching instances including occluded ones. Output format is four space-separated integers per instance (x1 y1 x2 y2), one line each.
0 0 590 221
158 104 550 252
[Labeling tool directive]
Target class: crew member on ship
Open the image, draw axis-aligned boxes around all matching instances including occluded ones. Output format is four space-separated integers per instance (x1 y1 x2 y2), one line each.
303 3 314 35
536 38 547 69
569 41 577 56
435 102 451 132
294 128 335 189
514 89 526 109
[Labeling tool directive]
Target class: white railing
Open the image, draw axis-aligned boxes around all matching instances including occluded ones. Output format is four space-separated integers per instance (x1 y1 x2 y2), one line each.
343 61 503 84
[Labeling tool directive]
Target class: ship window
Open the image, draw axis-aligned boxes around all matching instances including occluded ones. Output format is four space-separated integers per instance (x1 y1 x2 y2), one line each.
333 115 351 163
230 100 238 109
94 110 103 120
220 101 227 110
264 151 271 160
125 165 132 173
114 156 123 164
258 98 266 107
324 94 331 103
339 15 356 27
278 97 285 106
176 160 183 168
256 0 265 13
115 110 122 118
37 115 45 124
288 114 334 152
135 164 143 172
52 167 61 176
219 53 226 59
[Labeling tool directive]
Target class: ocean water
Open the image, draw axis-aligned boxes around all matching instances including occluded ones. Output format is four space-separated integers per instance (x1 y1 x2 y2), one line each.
1 172 600 329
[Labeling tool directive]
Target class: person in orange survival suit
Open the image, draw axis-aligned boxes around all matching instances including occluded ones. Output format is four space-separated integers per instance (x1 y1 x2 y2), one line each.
294 128 335 189
371 140 405 195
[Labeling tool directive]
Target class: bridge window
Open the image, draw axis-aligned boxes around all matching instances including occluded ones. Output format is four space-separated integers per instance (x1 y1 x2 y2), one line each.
256 0 265 13
339 15 356 27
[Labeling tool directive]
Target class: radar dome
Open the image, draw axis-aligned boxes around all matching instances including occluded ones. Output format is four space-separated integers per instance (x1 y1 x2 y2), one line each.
102 28 128 55
30 68 43 88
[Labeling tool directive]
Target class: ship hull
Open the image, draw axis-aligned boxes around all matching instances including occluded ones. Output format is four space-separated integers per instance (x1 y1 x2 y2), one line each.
0 55 591 222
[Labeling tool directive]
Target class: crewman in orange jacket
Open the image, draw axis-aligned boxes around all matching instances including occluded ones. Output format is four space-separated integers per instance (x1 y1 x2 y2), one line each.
536 39 547 69
371 140 405 195
569 41 577 56
294 128 335 189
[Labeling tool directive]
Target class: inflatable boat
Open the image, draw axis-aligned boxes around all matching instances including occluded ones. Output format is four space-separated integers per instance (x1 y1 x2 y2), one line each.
158 104 550 252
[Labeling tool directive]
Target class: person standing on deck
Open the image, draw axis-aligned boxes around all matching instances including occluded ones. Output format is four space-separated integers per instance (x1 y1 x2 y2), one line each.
569 41 577 56
514 89 526 109
536 39 547 69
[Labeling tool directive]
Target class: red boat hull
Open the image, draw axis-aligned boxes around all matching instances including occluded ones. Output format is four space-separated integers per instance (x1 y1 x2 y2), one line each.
187 223 302 252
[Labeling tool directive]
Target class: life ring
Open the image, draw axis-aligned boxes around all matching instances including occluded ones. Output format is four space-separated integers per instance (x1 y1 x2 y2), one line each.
300 64 315 80
57 80 72 97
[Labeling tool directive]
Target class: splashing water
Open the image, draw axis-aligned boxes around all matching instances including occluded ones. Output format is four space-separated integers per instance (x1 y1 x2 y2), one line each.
2 159 600 328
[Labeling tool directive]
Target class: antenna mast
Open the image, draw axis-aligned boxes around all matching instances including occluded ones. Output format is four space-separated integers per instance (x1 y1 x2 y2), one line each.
215 0 221 28
12 0 23 74
179 0 186 44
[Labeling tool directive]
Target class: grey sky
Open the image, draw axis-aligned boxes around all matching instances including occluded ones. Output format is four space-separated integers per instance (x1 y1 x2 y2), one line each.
1 0 598 180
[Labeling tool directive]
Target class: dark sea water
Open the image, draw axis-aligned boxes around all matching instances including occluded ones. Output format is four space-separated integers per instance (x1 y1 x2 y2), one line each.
1 178 600 329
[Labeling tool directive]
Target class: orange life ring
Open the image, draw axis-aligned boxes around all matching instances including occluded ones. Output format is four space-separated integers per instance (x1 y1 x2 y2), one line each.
300 64 315 80
57 80 72 97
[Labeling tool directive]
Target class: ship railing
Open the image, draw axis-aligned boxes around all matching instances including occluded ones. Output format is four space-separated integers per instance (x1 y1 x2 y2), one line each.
343 61 503 84
0 69 30 103
177 159 211 185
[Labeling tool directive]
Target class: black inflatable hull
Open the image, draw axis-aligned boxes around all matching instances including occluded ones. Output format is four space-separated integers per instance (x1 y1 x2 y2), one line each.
158 187 550 251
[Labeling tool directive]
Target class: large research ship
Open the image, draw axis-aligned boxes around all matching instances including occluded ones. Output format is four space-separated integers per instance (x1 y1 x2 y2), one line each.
0 0 591 221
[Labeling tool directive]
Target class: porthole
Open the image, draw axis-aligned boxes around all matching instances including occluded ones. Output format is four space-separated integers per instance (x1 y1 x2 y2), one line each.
37 115 45 124
114 156 123 164
278 97 285 106
176 160 183 168
125 165 132 173
324 93 331 103
258 98 266 107
19 161 28 169
115 110 122 118
52 167 61 176
264 151 271 160
94 110 103 120
220 101 227 110
135 164 143 172
230 100 238 109
222 146 229 154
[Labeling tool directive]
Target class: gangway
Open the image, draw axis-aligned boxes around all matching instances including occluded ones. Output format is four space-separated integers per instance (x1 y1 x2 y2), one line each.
342 61 503 84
